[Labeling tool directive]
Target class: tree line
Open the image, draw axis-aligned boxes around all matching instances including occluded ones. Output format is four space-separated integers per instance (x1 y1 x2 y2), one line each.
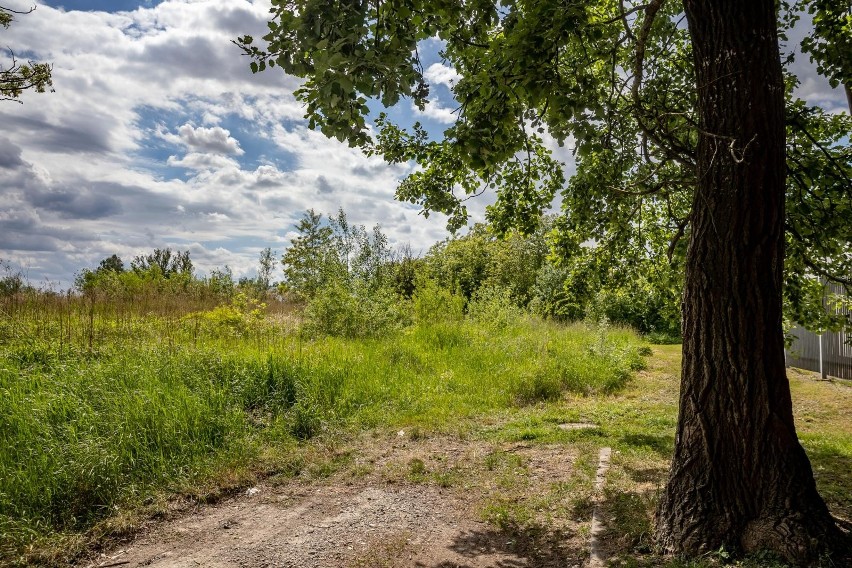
0 207 683 342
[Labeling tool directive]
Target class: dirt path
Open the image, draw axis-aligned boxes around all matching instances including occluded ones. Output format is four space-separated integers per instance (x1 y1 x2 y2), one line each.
83 437 589 568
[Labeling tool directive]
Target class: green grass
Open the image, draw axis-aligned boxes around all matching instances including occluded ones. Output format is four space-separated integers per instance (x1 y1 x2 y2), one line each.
4 295 849 568
0 307 645 564
469 345 852 568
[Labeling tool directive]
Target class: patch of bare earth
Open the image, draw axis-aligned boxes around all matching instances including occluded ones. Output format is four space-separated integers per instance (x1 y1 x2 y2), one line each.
82 434 589 568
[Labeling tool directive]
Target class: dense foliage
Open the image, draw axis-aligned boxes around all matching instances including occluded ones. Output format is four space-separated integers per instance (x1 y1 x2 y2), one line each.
274 209 682 340
237 0 850 335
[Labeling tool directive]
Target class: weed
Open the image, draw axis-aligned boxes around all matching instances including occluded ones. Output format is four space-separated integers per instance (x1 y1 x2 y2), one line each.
407 458 428 483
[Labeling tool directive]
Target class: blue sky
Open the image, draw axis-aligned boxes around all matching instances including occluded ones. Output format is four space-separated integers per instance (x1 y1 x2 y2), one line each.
40 1 165 11
0 1 846 287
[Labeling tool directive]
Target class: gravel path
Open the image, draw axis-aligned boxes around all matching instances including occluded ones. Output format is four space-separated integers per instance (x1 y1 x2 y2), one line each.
82 437 588 568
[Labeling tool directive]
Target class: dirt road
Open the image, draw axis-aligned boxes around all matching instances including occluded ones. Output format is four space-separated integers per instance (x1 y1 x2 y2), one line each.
83 436 589 568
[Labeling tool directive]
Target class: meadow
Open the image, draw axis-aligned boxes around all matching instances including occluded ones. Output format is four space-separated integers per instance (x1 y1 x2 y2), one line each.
0 287 646 565
1 252 849 567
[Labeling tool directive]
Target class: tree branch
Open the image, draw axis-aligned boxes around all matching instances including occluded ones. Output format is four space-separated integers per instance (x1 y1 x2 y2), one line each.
0 5 36 16
802 255 852 287
789 112 852 188
667 215 690 262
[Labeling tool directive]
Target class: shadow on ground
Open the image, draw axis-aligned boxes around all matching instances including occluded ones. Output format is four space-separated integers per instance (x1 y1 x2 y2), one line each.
416 523 585 568
618 433 674 457
804 441 852 521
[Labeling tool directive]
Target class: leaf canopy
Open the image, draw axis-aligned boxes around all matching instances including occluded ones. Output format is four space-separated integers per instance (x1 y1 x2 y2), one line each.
239 0 852 332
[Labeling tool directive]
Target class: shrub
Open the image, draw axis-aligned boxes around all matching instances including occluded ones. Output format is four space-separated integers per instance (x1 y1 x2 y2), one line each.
586 285 681 341
301 282 408 339
184 292 266 337
411 277 464 323
467 285 522 329
528 263 573 320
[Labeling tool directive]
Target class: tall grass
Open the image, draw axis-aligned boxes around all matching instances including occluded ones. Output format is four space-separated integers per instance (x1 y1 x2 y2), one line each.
0 290 645 563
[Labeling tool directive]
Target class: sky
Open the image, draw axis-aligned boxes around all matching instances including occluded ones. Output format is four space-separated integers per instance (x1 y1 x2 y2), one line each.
0 1 847 288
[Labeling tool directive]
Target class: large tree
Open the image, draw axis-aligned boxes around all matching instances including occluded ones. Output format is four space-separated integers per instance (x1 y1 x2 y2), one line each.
239 0 850 563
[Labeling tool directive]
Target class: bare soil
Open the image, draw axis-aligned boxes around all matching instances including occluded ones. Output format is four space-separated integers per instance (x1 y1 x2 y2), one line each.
81 435 590 568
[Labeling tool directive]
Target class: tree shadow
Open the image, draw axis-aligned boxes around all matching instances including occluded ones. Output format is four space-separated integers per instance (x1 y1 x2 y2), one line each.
414 523 585 568
618 433 674 457
591 488 659 566
803 441 852 522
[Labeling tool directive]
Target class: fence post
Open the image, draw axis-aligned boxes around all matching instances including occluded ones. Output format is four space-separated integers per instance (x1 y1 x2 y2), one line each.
819 333 826 379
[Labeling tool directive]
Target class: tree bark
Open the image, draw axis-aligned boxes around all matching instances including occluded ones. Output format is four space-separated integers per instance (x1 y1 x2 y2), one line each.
656 0 844 564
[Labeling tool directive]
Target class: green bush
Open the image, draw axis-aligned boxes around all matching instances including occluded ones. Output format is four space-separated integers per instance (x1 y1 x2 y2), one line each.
528 263 573 320
302 282 408 339
586 285 681 341
184 292 266 337
412 278 464 323
467 285 523 329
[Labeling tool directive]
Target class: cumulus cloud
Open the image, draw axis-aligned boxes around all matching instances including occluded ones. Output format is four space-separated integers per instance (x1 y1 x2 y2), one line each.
167 152 240 170
413 99 457 124
160 123 244 155
7 1 836 287
424 62 460 87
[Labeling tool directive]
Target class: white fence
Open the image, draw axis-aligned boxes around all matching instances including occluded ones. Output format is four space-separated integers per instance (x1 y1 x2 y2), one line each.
785 282 852 380
786 326 852 380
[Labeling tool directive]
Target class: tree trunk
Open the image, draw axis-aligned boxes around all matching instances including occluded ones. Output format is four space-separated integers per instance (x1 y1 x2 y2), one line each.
656 1 843 564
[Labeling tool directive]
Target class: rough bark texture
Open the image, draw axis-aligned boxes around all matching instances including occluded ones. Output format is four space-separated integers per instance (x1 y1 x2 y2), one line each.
656 1 844 564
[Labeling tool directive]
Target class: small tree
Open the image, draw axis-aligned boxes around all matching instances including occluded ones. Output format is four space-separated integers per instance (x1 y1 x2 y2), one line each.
0 259 26 296
329 208 392 291
131 248 193 279
388 243 421 299
208 266 235 297
280 210 336 299
257 247 276 290
97 254 125 274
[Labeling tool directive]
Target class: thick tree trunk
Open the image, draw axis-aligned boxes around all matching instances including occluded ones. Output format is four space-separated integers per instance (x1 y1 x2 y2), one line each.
656 1 843 564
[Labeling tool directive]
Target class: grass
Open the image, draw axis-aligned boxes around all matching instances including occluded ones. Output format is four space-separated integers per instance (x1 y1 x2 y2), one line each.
2 291 850 568
0 295 646 565
452 345 851 568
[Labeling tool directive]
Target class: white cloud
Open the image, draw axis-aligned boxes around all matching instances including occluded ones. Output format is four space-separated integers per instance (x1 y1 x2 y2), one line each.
167 152 240 170
414 100 457 124
0 1 450 286
163 123 245 155
424 62 460 87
